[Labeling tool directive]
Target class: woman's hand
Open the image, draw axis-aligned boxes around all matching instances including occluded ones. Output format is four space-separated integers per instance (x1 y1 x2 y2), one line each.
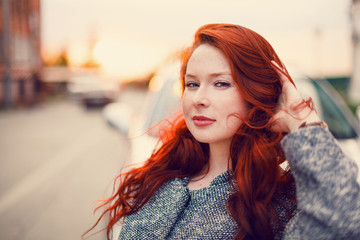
271 61 321 133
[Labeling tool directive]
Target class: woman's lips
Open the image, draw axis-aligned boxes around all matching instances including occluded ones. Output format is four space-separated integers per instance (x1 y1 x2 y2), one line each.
192 115 216 127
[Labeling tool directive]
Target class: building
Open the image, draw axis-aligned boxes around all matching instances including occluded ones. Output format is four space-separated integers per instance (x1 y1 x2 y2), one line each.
0 0 42 108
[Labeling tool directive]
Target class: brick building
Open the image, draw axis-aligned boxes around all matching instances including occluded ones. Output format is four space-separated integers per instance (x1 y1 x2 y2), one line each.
0 0 42 107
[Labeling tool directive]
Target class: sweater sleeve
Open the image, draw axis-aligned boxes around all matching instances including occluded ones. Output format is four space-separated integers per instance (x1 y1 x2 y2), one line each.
281 126 360 240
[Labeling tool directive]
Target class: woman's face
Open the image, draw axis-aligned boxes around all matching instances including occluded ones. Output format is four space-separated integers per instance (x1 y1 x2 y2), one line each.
182 44 246 146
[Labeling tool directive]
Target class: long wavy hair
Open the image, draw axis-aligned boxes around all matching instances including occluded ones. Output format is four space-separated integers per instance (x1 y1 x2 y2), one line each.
85 24 296 240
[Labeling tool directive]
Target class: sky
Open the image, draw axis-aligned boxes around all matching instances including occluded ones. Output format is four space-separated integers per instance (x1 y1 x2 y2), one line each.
41 0 354 80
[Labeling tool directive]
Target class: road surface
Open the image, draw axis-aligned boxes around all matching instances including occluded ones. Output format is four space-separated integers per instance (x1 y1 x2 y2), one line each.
0 88 146 240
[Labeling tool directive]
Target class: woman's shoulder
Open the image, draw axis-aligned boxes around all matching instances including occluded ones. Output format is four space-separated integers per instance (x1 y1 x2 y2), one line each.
157 177 187 190
151 177 188 200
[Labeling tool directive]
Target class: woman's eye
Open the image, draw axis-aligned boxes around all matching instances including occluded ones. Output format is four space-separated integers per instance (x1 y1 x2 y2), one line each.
215 81 231 87
185 82 199 88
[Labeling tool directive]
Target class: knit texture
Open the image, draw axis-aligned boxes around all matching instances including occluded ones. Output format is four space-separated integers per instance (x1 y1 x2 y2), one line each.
281 126 360 240
118 172 238 239
118 126 360 239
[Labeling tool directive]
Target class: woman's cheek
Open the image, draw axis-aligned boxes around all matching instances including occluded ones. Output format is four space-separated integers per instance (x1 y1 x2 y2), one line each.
226 115 243 130
181 96 192 119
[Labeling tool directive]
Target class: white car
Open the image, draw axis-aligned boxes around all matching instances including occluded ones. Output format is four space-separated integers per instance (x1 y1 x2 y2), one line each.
67 74 120 108
106 61 360 238
104 60 360 173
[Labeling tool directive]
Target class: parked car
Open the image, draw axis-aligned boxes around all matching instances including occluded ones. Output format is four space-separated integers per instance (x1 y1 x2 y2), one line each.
104 61 360 171
67 74 120 108
102 101 134 136
106 61 360 238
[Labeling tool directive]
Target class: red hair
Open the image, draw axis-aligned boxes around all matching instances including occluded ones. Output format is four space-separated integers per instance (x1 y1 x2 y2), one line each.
84 24 296 240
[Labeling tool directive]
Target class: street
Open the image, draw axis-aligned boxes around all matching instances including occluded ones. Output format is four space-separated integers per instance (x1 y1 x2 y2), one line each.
0 88 146 240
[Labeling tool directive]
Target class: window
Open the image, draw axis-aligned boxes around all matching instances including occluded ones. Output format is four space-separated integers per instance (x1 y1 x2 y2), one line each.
313 80 357 139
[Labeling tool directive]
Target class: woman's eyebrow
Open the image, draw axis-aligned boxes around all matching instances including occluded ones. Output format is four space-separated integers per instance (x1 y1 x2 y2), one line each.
184 73 197 79
209 72 232 77
185 72 231 79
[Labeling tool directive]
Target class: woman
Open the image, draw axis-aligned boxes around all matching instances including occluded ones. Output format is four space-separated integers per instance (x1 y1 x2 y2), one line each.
86 24 360 239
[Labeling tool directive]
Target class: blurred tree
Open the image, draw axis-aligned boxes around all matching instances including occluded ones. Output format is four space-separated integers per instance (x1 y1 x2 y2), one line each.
43 49 69 67
82 56 100 69
54 50 69 66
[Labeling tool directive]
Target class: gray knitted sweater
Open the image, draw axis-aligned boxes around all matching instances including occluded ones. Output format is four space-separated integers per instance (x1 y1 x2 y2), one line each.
118 126 360 239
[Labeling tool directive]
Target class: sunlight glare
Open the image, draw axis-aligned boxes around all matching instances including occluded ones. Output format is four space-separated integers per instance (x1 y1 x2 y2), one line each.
67 42 89 67
93 39 159 79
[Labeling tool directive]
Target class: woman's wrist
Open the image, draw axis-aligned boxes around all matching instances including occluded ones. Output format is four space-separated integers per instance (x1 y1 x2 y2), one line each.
298 121 328 130
287 109 321 132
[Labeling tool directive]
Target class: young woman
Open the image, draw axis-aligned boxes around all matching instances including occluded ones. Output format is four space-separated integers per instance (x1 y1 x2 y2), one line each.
86 24 360 240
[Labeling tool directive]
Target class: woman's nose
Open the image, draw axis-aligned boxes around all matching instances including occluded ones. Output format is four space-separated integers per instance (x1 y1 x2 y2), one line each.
193 87 210 108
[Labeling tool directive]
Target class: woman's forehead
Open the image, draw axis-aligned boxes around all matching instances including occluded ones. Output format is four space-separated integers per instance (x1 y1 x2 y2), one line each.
186 44 232 75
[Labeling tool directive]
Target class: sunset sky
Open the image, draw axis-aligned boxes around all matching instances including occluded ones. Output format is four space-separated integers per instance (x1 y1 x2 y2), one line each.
41 0 353 80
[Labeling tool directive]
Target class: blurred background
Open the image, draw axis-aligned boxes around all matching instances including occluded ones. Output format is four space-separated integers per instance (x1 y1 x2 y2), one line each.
1 0 360 239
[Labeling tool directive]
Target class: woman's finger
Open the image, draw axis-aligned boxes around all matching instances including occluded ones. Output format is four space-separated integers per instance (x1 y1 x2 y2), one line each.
270 60 292 86
271 60 303 102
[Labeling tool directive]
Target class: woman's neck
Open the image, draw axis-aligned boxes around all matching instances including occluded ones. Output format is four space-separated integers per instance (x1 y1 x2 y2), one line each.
187 140 231 190
207 140 231 175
